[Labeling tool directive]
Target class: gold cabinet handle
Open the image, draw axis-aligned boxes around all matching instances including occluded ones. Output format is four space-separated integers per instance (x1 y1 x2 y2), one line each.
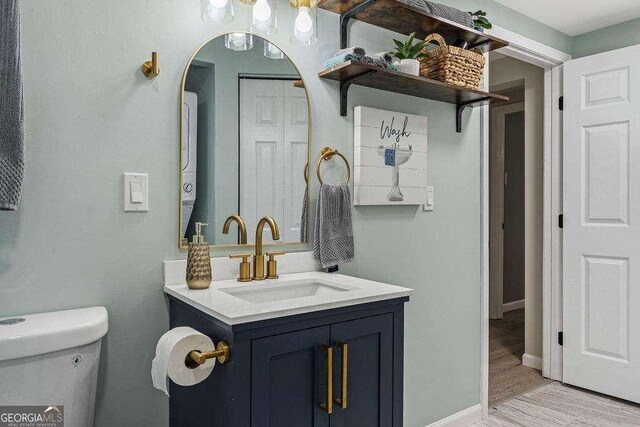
319 345 333 414
334 342 348 409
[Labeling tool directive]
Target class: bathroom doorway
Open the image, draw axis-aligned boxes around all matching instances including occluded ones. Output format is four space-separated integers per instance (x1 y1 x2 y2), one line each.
487 54 548 406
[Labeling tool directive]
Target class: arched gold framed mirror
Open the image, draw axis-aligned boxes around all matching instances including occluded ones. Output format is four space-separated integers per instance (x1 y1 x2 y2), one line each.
179 33 311 250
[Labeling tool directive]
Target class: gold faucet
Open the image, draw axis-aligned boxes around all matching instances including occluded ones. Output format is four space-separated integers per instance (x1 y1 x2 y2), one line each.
253 216 280 280
222 215 248 244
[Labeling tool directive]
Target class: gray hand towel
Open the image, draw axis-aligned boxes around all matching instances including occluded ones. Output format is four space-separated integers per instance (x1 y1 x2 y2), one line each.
0 0 25 211
333 46 366 58
398 0 474 28
300 187 308 242
370 52 393 63
313 183 354 269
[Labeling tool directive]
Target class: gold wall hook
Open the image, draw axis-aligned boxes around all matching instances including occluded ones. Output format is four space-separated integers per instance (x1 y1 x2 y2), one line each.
142 51 160 79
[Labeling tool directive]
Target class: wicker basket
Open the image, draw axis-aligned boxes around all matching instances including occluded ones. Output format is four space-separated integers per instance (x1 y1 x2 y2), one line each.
419 33 485 89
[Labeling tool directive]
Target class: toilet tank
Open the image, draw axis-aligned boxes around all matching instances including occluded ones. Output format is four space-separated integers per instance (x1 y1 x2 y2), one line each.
0 307 108 427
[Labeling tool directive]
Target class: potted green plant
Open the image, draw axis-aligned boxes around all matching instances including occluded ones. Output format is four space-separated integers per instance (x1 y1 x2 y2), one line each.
392 32 428 76
470 10 492 32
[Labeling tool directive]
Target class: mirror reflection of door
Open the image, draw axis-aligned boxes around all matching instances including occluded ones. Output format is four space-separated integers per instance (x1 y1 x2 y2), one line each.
179 34 310 248
239 77 309 244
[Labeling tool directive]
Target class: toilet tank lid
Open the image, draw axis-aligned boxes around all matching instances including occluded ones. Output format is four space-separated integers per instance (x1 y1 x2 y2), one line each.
0 307 108 362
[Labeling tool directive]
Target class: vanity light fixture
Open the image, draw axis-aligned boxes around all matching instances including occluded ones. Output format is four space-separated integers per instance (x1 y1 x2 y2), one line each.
224 32 254 51
201 0 234 24
246 0 278 35
289 0 318 46
263 41 285 59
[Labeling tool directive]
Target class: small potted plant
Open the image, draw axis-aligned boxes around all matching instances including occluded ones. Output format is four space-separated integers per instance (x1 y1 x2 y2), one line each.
470 10 492 32
392 32 427 76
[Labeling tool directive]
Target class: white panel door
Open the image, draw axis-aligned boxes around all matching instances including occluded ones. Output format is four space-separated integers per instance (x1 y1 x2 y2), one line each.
563 44 640 402
240 79 285 244
283 82 309 242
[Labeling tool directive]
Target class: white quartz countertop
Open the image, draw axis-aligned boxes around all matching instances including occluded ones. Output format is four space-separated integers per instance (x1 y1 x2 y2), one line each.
163 271 412 325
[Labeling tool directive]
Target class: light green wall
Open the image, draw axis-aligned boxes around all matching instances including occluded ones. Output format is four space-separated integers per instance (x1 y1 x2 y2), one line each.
438 0 574 54
573 17 640 58
1 0 575 425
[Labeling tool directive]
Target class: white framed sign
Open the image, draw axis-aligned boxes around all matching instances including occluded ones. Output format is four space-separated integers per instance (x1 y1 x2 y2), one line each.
353 106 428 205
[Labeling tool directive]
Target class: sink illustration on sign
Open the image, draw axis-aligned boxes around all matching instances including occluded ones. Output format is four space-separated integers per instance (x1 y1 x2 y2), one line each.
354 107 427 206
377 144 413 201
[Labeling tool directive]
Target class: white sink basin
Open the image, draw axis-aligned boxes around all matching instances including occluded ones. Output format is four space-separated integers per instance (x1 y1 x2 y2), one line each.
220 280 354 304
163 272 413 325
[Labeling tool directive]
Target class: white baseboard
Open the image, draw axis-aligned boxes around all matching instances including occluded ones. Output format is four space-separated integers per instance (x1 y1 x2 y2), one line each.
522 353 543 370
503 299 524 312
426 404 482 427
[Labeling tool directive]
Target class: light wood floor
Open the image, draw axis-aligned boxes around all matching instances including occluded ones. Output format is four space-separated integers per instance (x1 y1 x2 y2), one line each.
489 309 551 406
475 382 640 426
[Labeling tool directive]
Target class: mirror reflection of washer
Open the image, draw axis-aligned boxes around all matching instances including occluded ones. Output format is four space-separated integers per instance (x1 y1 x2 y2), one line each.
182 91 198 237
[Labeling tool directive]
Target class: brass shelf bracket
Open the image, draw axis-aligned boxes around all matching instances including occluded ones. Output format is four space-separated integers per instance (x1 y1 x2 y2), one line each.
340 70 377 116
188 341 230 366
142 51 160 79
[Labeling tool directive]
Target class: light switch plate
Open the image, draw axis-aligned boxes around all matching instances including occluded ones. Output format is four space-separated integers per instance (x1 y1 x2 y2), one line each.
423 186 434 212
123 173 148 212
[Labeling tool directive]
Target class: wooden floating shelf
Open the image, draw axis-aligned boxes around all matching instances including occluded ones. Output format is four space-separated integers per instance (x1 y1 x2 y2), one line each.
318 0 509 52
318 61 509 132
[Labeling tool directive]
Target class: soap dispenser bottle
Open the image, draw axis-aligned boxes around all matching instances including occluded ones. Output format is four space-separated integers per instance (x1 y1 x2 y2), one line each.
186 222 212 289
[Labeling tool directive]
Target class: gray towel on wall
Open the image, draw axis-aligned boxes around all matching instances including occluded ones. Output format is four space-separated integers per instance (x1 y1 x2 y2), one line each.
398 0 474 28
300 187 308 243
0 0 25 211
313 183 354 269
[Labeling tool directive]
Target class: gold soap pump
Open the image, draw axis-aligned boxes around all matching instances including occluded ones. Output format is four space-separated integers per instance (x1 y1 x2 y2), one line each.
186 222 212 289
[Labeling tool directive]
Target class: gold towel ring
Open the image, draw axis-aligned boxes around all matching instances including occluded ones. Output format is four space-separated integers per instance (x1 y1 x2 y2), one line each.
317 147 350 185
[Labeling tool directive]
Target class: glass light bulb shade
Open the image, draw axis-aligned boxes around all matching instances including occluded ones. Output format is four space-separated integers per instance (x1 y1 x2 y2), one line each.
295 7 313 33
201 0 234 24
263 41 285 59
210 0 228 8
224 33 254 51
289 5 317 46
253 0 271 21
248 0 278 35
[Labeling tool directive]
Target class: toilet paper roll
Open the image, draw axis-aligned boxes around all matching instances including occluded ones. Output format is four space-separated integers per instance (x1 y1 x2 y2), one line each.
151 326 216 396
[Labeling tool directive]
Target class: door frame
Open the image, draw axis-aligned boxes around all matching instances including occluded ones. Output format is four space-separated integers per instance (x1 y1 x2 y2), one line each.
489 101 525 320
480 25 570 417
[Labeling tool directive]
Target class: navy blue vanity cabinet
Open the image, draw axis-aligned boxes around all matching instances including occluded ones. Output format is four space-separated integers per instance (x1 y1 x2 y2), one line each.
330 314 395 427
168 295 407 427
251 326 331 427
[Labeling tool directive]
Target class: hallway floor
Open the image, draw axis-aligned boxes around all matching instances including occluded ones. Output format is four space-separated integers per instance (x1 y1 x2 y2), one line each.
480 309 640 426
489 308 551 406
475 382 640 426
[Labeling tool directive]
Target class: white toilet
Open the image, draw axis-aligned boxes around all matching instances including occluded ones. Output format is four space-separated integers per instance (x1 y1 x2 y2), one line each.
0 307 108 427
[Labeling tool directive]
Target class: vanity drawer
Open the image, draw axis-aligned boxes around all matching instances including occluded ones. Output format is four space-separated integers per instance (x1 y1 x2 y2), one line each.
250 314 395 427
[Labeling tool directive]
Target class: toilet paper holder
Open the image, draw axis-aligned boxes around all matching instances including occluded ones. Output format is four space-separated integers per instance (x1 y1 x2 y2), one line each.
188 341 230 366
